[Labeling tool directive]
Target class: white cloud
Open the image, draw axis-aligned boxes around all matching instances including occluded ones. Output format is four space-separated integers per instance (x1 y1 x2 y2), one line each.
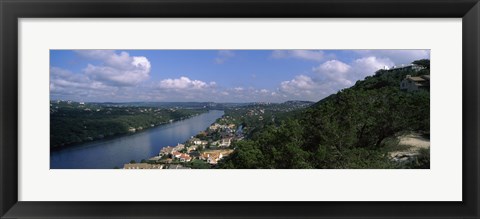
350 56 394 77
313 60 352 86
51 50 152 101
280 75 316 96
277 56 397 102
215 50 235 64
234 87 244 92
50 67 109 91
211 87 286 102
355 50 430 65
313 57 394 87
271 50 327 62
76 50 151 86
314 60 351 74
158 76 215 90
50 67 118 100
125 77 219 102
52 49 429 103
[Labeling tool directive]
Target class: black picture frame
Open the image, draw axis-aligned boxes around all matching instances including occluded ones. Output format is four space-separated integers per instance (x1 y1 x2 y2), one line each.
1 0 479 218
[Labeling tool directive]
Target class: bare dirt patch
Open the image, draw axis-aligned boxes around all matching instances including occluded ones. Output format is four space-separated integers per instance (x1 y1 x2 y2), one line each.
389 133 430 161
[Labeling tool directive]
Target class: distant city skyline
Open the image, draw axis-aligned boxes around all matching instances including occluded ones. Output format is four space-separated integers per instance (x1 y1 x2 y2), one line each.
50 49 430 103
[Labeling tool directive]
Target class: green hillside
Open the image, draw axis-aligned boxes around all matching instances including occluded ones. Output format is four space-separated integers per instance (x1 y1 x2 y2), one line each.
219 60 430 169
50 104 207 148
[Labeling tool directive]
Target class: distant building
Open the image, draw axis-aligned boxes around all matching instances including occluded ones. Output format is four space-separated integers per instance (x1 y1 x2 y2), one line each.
187 145 198 153
191 138 203 145
199 152 224 164
203 150 233 164
389 64 425 72
159 146 175 156
400 75 430 92
172 151 182 159
179 153 192 162
220 138 232 147
175 143 185 151
207 153 223 165
208 123 228 131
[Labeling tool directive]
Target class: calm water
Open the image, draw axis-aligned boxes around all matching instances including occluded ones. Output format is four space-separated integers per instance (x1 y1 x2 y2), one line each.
50 110 224 169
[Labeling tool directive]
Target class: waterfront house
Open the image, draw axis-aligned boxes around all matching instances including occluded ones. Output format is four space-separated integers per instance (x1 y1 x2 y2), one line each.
172 151 182 159
200 152 223 164
159 146 175 156
175 143 185 151
191 138 203 145
199 149 233 164
187 145 198 153
179 153 192 162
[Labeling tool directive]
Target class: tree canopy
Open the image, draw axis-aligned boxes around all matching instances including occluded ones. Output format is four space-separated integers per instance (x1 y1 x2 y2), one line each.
219 59 430 169
412 59 430 69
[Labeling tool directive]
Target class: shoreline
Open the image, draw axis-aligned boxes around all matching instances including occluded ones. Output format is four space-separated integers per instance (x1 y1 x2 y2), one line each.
50 111 209 152
130 113 241 169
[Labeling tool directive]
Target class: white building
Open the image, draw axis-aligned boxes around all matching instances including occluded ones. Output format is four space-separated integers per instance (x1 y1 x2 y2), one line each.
389 64 425 72
220 138 232 147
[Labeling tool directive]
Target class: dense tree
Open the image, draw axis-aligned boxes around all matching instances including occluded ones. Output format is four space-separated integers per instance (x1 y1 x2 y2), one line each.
50 106 207 148
219 59 430 169
412 59 430 69
186 159 211 169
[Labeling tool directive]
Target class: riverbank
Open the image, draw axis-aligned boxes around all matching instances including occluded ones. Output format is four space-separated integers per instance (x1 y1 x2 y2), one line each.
50 110 225 169
51 111 207 151
124 114 244 169
50 102 209 148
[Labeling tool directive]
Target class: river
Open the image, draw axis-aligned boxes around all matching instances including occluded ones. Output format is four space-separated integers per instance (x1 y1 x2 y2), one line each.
50 110 224 169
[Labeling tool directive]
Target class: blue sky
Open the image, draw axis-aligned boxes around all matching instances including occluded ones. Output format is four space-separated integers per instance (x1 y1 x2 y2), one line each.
50 49 430 103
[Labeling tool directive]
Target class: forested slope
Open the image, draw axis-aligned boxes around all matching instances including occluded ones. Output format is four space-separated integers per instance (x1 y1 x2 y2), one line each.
50 104 206 148
219 60 430 169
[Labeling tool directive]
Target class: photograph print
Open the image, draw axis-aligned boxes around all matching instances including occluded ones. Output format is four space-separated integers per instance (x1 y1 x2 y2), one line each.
50 50 430 169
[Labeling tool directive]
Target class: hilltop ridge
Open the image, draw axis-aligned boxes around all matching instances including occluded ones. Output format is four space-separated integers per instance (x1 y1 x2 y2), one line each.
219 60 430 169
